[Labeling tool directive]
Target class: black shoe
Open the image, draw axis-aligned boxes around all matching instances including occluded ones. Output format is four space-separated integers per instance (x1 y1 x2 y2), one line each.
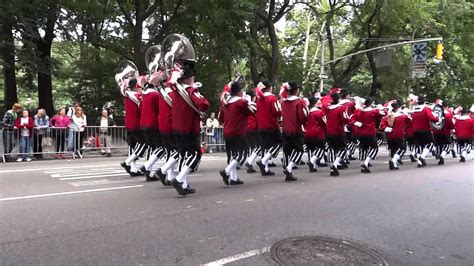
367 162 372 168
129 171 142 177
262 170 275 176
438 157 444 165
419 157 427 166
349 155 356 161
256 161 266 173
398 159 404 165
330 165 339 176
268 162 277 168
182 186 196 195
219 170 230 186
170 179 186 195
121 162 131 174
230 179 244 185
460 156 466 162
389 160 399 170
236 166 241 170
337 164 345 170
283 169 297 181
307 162 317 173
156 169 169 186
140 165 150 178
345 159 351 165
292 165 299 170
361 164 371 173
245 163 256 173
451 150 457 158
410 154 417 162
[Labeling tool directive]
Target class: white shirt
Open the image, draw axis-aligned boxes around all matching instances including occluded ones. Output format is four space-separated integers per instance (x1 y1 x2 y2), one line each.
72 115 87 132
20 117 30 137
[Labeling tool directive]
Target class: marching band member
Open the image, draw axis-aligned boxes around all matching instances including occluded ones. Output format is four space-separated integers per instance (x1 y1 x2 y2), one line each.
380 102 410 170
411 95 440 167
120 78 146 177
169 64 210 196
432 101 454 165
339 89 357 163
453 107 473 162
304 96 326 173
255 80 282 176
219 82 256 185
324 93 349 176
281 82 309 181
139 79 165 181
352 98 385 173
244 90 261 174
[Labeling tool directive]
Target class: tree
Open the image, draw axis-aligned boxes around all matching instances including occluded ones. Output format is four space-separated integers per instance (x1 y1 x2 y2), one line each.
0 1 18 112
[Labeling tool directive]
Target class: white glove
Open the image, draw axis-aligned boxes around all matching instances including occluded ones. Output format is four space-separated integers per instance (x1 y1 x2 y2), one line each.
257 82 265 89
149 70 165 87
384 127 393 133
170 69 183 84
354 121 363 127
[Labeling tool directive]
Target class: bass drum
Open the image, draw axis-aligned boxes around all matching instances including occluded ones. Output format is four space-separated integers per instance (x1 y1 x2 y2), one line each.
431 104 445 130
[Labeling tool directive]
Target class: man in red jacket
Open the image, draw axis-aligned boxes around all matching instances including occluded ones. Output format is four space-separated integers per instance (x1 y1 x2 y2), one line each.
255 80 282 176
454 108 473 162
304 96 326 172
139 81 166 181
219 82 256 185
339 89 357 162
281 82 308 181
121 78 146 177
380 102 410 170
432 101 454 165
352 98 385 173
411 96 440 167
243 90 261 174
168 64 210 196
324 93 349 176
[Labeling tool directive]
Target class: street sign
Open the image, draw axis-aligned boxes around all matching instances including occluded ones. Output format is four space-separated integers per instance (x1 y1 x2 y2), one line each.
412 64 427 78
412 42 427 64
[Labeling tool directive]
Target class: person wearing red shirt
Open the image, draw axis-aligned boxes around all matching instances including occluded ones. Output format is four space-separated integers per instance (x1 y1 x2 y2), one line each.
404 111 417 163
380 102 410 170
339 89 357 163
411 95 440 167
255 80 282 176
352 98 385 173
304 96 326 173
454 108 473 162
324 93 349 176
432 101 454 165
168 64 210 196
121 78 146 177
281 82 308 181
219 82 256 186
243 90 261 174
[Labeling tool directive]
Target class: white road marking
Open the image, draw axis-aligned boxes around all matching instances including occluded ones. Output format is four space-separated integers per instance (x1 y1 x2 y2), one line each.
202 247 270 266
0 163 120 174
59 173 131 181
68 179 141 187
51 170 125 178
0 185 143 202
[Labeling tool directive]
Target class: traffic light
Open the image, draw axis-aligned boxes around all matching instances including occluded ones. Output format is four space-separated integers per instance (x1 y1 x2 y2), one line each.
435 42 444 60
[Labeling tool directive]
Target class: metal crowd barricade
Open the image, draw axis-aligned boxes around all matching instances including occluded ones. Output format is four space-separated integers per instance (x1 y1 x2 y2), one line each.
200 126 225 153
81 126 128 155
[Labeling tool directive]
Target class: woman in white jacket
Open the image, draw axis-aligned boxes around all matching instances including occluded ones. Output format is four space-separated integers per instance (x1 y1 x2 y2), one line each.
71 107 87 158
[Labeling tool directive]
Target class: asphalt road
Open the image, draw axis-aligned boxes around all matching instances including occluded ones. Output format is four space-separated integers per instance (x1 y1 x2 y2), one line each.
0 152 473 265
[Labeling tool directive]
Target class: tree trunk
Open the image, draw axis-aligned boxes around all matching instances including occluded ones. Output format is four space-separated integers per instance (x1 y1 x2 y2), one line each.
249 23 260 86
1 20 18 112
267 20 279 83
37 40 54 116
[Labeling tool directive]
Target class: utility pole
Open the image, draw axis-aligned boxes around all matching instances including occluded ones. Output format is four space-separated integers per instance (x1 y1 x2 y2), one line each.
318 33 325 92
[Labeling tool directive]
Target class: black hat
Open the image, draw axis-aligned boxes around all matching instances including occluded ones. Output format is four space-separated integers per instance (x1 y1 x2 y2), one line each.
364 98 373 106
230 82 242 95
179 65 195 80
246 90 255 98
441 100 449 107
340 88 351 97
262 80 272 88
391 102 400 110
128 78 138 89
417 95 425 104
308 96 319 107
288 82 300 91
331 93 340 104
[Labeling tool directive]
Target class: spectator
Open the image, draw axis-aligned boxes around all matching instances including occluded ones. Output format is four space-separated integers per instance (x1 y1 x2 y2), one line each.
33 108 50 159
71 107 87 158
96 108 115 157
14 110 34 162
50 108 70 159
2 103 23 162
205 112 219 153
67 102 81 151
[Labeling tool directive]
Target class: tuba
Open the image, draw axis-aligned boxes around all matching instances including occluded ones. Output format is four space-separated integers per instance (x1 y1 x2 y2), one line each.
115 60 139 96
160 34 204 117
145 44 172 107
431 104 445 130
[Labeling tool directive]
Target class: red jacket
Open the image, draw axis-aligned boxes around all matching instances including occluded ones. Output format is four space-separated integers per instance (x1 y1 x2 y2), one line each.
304 107 325 140
171 84 209 135
454 115 473 139
324 103 347 136
339 99 356 116
247 114 257 132
380 112 410 140
124 91 141 130
281 96 308 135
321 95 333 110
15 117 34 136
432 111 454 136
158 87 173 134
219 96 254 137
411 105 439 132
140 88 160 130
256 92 281 130
353 108 385 137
